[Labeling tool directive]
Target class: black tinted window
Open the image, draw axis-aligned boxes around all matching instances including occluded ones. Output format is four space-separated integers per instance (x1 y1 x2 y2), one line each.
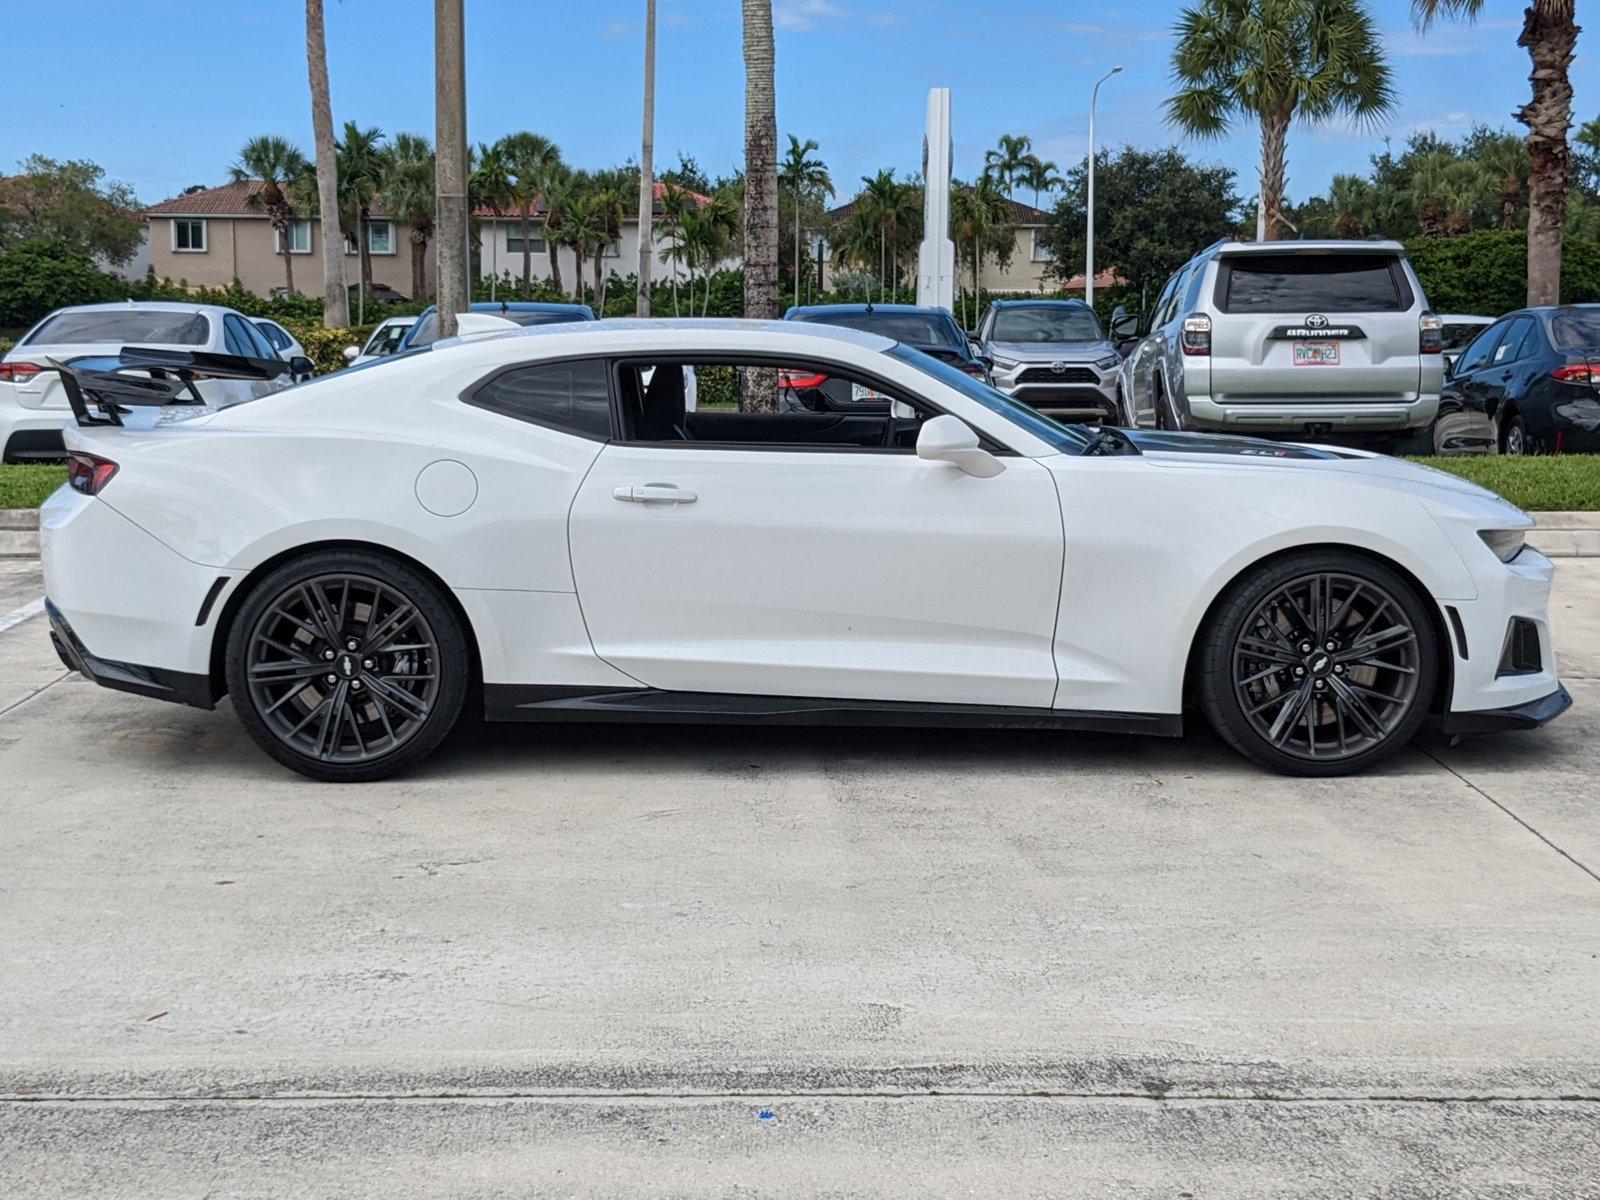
466 358 611 439
792 311 961 346
1454 322 1507 375
1549 309 1600 351
26 310 210 346
989 306 1104 343
1220 254 1407 313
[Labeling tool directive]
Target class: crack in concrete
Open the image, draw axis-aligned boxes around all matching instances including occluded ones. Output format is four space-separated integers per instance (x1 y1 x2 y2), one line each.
0 671 68 722
1425 747 1600 887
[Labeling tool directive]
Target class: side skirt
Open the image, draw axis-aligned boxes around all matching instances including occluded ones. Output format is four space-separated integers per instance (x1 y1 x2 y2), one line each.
482 685 1184 738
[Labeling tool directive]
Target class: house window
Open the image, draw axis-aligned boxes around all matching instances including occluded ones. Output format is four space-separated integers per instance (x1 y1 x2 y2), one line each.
172 219 207 252
367 221 394 255
506 227 547 254
276 219 312 254
1030 231 1052 263
603 238 622 258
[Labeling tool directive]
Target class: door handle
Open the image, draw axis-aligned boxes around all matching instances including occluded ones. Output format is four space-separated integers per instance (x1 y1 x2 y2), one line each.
613 484 697 504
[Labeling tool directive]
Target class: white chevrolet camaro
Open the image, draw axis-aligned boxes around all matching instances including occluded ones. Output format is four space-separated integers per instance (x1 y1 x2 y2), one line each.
40 319 1569 781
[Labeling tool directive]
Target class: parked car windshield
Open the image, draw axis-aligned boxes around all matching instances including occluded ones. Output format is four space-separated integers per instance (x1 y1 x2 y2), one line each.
409 308 591 349
1219 253 1407 313
793 310 961 347
990 306 1104 343
24 310 211 346
887 343 1093 453
364 322 413 356
1548 308 1600 351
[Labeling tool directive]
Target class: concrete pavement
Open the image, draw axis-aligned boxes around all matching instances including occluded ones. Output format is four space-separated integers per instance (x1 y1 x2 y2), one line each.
1 561 1598 1196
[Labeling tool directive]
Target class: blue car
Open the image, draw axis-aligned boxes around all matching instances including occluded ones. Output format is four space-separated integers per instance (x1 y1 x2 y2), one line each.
399 301 597 352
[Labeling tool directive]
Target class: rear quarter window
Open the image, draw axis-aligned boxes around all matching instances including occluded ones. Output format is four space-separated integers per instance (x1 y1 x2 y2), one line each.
463 358 613 439
1217 253 1412 314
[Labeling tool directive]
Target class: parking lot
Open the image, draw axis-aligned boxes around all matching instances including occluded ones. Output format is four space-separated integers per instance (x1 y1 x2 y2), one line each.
2 552 1599 1196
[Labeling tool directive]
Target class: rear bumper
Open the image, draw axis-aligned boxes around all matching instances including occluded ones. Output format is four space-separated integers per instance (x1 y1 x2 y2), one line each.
1185 395 1438 432
1440 683 1572 735
1 407 71 462
46 599 216 709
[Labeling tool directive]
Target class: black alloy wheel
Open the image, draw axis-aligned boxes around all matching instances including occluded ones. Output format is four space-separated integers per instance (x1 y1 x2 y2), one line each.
226 551 468 781
1199 552 1437 775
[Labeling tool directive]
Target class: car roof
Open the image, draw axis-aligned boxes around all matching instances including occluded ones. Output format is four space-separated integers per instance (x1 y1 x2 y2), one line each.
1439 313 1495 322
1213 238 1407 255
417 301 596 317
41 301 228 316
784 303 955 318
987 298 1092 309
444 316 896 352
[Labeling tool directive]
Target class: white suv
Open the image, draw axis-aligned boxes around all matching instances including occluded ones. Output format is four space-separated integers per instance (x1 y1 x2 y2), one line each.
1114 239 1444 439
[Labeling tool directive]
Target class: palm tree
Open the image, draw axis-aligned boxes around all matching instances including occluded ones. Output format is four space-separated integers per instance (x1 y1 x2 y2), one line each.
1167 0 1395 241
469 141 515 294
231 135 310 296
1327 172 1373 236
1019 156 1063 209
336 121 386 315
743 0 779 412
498 132 564 296
779 136 833 310
586 168 632 313
381 132 435 302
305 0 348 325
983 134 1035 197
654 183 698 314
1477 133 1531 231
540 163 575 296
1413 0 1575 304
949 177 1014 327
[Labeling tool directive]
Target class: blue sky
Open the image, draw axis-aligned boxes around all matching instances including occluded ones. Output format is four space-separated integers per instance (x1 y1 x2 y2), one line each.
1 0 1591 209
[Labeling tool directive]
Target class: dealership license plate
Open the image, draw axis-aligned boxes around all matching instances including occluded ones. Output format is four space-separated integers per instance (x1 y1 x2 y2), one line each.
1293 340 1340 366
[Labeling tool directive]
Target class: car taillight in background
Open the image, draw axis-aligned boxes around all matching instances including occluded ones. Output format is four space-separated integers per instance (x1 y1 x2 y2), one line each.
1419 312 1443 355
778 370 828 390
1181 315 1211 356
66 452 118 496
1550 363 1599 384
0 362 43 384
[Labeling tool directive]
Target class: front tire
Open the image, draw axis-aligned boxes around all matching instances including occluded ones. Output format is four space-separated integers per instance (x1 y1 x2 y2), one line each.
1197 551 1437 776
225 550 470 782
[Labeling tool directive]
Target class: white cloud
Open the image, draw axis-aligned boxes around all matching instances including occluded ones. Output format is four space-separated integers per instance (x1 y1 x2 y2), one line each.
601 19 633 38
774 0 848 32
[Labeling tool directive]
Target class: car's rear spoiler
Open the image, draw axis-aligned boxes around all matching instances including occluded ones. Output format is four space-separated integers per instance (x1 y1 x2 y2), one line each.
48 347 290 427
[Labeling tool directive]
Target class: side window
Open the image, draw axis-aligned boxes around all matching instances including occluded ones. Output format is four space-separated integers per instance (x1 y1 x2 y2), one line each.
243 319 279 359
465 358 612 440
615 357 943 452
1454 321 1507 376
1157 267 1190 328
1491 317 1533 366
222 315 254 358
257 322 290 351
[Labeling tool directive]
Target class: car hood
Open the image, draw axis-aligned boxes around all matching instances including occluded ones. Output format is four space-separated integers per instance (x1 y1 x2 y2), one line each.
989 339 1115 361
1122 429 1525 515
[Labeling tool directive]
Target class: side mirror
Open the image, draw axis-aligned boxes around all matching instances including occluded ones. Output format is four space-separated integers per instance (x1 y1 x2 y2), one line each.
290 355 316 378
341 345 360 362
916 414 1005 478
975 354 995 373
1110 312 1142 341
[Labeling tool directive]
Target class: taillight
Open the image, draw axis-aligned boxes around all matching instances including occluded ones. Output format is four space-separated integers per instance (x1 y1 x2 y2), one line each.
1550 363 1598 384
0 362 42 384
778 370 828 389
1181 315 1211 356
66 451 118 496
1419 311 1443 355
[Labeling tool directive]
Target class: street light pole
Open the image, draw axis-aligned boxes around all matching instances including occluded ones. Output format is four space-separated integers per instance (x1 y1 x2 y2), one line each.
1085 64 1122 311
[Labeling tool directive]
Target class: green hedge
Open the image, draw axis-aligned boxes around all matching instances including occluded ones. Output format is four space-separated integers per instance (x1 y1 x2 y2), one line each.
1405 229 1600 315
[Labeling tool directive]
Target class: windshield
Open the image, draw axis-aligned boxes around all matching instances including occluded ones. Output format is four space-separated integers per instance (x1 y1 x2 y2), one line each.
25 310 210 346
990 306 1104 344
363 322 413 356
1548 309 1600 351
887 344 1093 453
793 310 961 347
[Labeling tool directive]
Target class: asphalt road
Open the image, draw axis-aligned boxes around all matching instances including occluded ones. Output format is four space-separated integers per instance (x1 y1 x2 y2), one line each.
2 557 1598 1197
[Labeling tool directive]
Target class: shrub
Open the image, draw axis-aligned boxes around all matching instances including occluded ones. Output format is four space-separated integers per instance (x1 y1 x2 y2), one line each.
280 320 379 375
1404 229 1600 315
0 238 115 326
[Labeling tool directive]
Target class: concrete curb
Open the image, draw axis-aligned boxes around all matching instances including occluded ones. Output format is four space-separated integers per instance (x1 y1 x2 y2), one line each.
2 508 1598 558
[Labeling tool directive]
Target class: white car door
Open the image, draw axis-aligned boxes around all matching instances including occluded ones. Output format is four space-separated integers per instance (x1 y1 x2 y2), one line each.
567 363 1065 708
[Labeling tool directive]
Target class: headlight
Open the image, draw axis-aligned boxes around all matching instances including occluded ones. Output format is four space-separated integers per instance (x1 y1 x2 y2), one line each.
989 355 1019 371
1479 528 1526 562
1094 354 1121 371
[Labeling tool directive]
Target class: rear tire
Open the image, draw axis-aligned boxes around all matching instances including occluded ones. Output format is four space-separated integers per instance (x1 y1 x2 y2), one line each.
1197 550 1438 777
225 549 470 782
1501 412 1529 456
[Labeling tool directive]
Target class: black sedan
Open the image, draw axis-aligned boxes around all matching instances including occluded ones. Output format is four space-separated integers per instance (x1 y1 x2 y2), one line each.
1434 304 1600 455
780 304 991 412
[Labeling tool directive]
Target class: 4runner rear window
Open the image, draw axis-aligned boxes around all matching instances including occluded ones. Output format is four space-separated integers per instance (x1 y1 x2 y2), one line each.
1218 254 1409 314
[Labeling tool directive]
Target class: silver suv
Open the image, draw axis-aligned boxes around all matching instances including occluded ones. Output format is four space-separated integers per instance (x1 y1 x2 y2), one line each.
975 299 1122 421
1113 239 1444 438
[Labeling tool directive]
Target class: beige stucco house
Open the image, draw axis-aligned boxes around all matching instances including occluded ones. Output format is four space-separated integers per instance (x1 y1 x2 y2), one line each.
145 181 432 300
818 196 1061 296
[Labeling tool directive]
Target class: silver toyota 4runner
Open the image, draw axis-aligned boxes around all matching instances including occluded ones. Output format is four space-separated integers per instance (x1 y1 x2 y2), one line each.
1113 239 1444 438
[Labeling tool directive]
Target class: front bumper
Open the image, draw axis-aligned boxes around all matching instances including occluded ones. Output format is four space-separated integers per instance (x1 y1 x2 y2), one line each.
46 599 216 709
1440 683 1572 735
